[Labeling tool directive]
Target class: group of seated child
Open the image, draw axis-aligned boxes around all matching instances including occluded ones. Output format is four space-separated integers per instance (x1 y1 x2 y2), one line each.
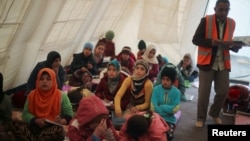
1 59 179 141
66 56 181 140
2 30 199 141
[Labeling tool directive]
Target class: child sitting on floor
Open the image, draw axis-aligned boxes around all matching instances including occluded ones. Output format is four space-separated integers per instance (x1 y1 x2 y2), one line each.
12 68 73 141
95 59 130 111
177 53 198 83
67 87 93 112
151 66 181 140
114 59 153 116
119 110 169 141
67 95 120 141
68 69 93 90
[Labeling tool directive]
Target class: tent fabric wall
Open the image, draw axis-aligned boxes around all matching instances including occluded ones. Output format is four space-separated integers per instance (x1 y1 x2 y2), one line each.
0 0 208 91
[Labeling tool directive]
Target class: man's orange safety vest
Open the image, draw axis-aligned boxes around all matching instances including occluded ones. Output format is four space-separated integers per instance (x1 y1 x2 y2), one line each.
197 14 235 70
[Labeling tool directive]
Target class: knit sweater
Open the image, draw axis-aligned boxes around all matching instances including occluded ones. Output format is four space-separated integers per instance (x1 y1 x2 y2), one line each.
114 76 153 113
151 84 180 124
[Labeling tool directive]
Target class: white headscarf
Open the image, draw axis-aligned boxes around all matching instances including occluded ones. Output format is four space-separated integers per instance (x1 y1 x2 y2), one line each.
141 44 158 64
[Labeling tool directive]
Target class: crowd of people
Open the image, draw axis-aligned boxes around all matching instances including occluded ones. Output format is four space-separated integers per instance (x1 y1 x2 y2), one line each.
1 0 247 140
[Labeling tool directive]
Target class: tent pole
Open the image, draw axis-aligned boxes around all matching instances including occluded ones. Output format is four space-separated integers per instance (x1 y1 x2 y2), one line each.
203 0 210 16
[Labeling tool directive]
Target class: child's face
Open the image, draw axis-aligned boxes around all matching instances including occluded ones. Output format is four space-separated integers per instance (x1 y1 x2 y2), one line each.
121 53 130 61
81 73 92 83
134 64 147 78
161 76 172 88
52 58 61 69
95 45 105 56
183 58 191 65
83 48 92 56
39 73 52 91
107 65 119 79
147 49 156 59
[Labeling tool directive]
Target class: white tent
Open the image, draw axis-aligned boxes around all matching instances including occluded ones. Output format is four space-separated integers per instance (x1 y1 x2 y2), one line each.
0 0 249 91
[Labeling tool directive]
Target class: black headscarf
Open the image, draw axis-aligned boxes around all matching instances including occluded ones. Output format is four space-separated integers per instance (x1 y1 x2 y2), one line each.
45 51 61 68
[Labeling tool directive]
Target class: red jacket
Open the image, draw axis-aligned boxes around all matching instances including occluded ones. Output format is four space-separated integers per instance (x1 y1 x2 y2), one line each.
97 38 116 58
95 72 130 110
67 96 120 141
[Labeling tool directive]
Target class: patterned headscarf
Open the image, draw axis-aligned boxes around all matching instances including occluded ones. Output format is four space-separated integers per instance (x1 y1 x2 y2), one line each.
107 59 121 72
133 59 149 79
131 60 149 95
107 59 121 93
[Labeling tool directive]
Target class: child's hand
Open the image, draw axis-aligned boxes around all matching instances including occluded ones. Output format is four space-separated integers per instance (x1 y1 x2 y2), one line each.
93 119 107 137
35 118 47 128
87 63 93 69
81 67 87 72
109 104 114 110
182 63 187 68
129 106 139 114
104 99 110 103
54 116 67 125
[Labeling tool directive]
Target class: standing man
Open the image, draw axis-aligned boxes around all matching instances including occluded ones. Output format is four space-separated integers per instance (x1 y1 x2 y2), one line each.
192 0 242 127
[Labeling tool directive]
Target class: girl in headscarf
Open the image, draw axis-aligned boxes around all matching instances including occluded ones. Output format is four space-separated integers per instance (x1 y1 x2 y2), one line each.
177 53 199 82
114 60 153 116
69 69 93 90
25 51 65 96
70 42 98 75
95 59 130 111
116 46 135 75
141 44 159 82
12 68 73 141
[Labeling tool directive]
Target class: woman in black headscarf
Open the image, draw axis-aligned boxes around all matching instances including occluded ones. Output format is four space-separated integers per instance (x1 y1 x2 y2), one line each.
25 51 65 96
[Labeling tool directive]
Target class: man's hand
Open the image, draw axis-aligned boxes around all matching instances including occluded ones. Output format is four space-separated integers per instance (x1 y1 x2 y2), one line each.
212 39 222 46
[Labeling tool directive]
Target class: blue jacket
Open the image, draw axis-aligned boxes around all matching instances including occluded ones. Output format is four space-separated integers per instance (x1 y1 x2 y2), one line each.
151 84 180 124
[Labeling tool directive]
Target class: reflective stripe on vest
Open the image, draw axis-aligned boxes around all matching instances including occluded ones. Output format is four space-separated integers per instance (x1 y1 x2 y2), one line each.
197 14 235 69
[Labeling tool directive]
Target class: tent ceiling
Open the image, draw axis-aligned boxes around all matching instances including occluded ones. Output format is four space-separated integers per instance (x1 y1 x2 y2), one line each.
0 0 207 91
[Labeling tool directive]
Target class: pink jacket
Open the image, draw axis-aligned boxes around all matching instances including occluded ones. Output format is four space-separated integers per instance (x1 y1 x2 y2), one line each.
119 112 169 141
67 95 119 141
